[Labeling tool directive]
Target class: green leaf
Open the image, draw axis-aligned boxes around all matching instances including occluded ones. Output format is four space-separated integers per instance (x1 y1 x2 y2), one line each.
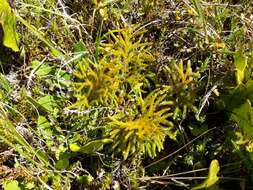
69 143 81 152
192 160 220 190
57 69 70 81
37 95 57 113
56 157 69 170
0 0 19 51
3 180 21 190
74 41 87 53
38 116 52 136
78 139 113 154
234 51 247 85
32 60 53 76
0 74 12 93
35 149 49 165
222 80 253 142
191 0 205 25
38 116 50 129
231 99 253 139
77 175 94 185
222 79 253 113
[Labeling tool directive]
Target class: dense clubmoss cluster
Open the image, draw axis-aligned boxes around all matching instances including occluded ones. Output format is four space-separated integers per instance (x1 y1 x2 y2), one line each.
0 0 253 189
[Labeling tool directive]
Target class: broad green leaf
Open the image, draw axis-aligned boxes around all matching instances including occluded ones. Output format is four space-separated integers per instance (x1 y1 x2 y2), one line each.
37 95 57 112
25 94 50 113
25 93 59 114
231 99 253 139
222 79 253 142
38 116 50 128
192 160 220 190
0 0 19 51
234 51 247 85
55 153 71 169
3 180 21 190
222 79 253 112
60 69 70 79
38 116 52 136
78 139 113 154
32 60 53 76
243 80 253 102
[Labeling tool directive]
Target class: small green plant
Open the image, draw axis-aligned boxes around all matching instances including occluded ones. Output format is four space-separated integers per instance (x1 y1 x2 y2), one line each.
163 60 200 119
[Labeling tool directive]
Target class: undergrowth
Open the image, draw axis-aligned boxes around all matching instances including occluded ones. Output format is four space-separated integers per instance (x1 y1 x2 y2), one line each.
0 0 253 189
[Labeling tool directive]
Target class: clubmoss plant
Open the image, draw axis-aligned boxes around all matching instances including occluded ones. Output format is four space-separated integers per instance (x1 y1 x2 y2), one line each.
69 57 121 109
109 87 177 160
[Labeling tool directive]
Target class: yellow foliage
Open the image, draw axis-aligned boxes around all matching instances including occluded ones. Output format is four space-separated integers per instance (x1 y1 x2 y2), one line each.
214 42 226 49
69 57 121 109
109 88 177 159
100 26 154 76
69 143 81 152
69 25 155 109
175 60 198 85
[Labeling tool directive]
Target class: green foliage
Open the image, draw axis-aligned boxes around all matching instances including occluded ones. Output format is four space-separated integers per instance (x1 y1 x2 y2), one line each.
70 138 113 154
3 180 21 190
192 160 220 190
16 14 64 57
0 0 19 51
231 100 253 139
234 50 247 85
100 26 154 87
0 113 49 167
1 0 253 189
163 60 200 119
223 79 253 139
37 95 58 113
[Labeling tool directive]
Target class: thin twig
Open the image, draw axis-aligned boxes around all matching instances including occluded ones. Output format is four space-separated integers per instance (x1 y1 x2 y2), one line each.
139 176 244 181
